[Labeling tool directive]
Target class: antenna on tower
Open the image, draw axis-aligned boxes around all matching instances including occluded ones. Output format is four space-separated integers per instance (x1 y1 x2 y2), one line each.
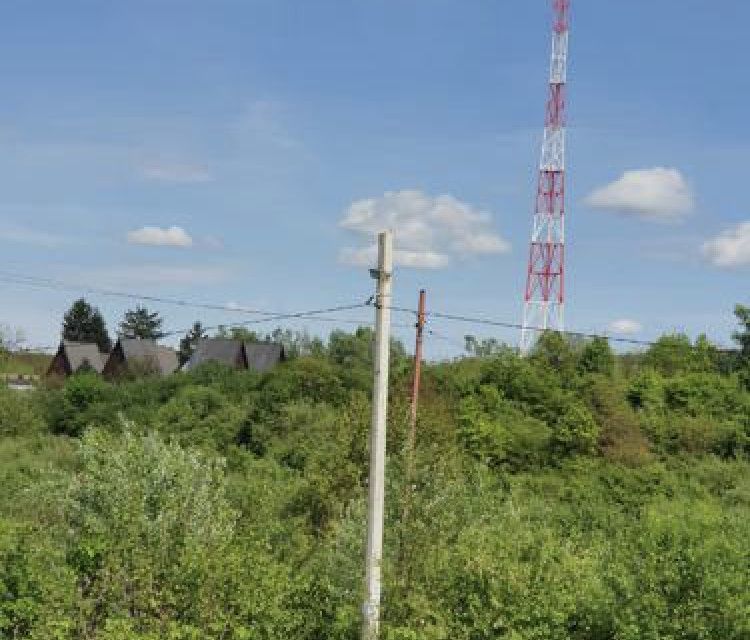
520 0 570 355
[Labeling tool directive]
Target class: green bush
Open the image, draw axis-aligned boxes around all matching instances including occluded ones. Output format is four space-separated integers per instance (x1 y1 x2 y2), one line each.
0 389 45 437
45 373 116 437
155 385 244 448
0 324 748 637
458 385 552 470
65 429 239 637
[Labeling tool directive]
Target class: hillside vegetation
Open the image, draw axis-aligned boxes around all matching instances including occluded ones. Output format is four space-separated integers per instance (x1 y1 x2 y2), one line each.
0 321 749 639
0 351 50 376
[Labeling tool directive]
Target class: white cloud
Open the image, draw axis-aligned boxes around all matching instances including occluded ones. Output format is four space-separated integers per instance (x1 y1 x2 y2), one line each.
140 161 212 183
585 167 694 221
701 221 750 268
608 319 643 335
224 301 258 312
127 226 193 248
339 189 510 269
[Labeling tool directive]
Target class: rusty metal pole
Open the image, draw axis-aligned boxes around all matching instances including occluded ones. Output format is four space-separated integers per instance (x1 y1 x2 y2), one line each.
405 289 426 485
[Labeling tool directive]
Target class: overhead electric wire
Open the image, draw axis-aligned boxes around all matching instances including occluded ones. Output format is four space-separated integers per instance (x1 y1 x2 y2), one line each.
161 303 381 338
0 268 738 353
372 302 736 352
0 270 383 330
0 270 321 318
0 269 415 339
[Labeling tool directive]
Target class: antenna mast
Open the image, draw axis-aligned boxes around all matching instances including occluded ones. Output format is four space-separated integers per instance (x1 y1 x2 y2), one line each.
520 0 570 354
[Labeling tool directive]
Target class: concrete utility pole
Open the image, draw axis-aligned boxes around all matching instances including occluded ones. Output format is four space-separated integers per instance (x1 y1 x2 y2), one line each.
405 289 426 486
362 230 393 640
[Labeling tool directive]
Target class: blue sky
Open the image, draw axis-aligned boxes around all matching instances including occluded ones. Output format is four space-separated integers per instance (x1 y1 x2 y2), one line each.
0 0 748 356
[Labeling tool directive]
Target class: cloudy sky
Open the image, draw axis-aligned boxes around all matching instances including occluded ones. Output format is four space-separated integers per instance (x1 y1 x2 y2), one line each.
0 1 747 355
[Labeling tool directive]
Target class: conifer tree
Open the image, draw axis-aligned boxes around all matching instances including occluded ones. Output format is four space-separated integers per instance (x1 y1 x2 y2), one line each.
62 298 112 352
119 305 165 340
178 321 207 365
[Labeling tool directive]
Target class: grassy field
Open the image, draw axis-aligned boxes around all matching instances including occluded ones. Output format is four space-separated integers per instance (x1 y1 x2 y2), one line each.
0 351 51 376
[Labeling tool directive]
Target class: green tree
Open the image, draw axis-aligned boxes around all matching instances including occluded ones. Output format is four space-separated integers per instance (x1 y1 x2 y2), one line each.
733 304 750 386
578 337 615 376
733 304 750 356
458 385 551 470
178 321 206 365
530 331 579 383
550 401 599 456
46 372 116 437
215 325 259 341
65 429 238 636
62 298 112 352
119 305 165 340
264 327 324 359
156 386 244 448
643 333 719 376
463 335 510 358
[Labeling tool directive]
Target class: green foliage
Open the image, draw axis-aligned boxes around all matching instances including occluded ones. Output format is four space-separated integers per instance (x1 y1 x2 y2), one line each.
0 320 749 637
551 401 599 456
66 429 238 637
45 372 116 437
530 330 579 382
178 321 207 366
0 389 45 437
733 304 750 387
644 333 720 376
62 298 112 352
215 324 259 342
262 327 325 359
155 385 244 448
0 350 50 376
458 384 552 470
0 520 75 639
118 305 166 340
732 303 750 356
463 335 511 358
578 337 614 377
627 369 665 412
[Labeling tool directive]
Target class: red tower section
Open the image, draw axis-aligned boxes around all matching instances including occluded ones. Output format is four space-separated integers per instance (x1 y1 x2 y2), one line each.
521 0 570 354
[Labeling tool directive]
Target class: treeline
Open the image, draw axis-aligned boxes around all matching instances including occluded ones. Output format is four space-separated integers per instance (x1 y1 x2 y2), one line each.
0 308 749 638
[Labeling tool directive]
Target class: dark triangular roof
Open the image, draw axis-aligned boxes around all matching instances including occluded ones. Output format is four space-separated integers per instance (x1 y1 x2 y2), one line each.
115 338 179 375
184 338 244 370
184 339 285 373
59 341 106 374
243 342 285 372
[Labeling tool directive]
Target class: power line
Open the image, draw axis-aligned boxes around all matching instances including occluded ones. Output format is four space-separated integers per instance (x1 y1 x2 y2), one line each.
161 303 377 337
0 270 412 340
0 268 738 352
0 270 383 330
376 302 736 352
0 271 314 318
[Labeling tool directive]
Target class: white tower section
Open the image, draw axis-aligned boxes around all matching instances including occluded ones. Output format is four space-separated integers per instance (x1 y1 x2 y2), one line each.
520 0 570 355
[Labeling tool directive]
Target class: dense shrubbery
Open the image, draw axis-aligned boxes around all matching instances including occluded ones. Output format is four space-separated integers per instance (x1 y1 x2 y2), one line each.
0 320 749 638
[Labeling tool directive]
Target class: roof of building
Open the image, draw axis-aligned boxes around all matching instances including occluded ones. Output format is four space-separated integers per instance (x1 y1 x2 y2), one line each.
244 342 285 372
185 338 244 370
116 338 179 375
61 341 106 374
184 338 285 373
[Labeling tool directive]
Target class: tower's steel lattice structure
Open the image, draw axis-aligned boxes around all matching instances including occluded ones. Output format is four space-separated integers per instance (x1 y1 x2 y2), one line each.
521 0 570 354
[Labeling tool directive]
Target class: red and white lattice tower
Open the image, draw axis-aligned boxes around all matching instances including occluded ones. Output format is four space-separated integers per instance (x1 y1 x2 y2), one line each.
520 0 570 355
